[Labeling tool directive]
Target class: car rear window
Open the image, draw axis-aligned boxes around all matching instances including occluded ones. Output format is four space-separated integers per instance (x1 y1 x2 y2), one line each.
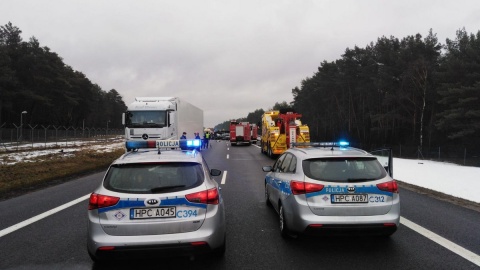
302 157 386 183
104 162 204 193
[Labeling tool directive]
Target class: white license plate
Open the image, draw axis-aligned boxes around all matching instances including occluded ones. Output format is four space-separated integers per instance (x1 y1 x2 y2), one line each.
130 206 176 219
331 194 368 204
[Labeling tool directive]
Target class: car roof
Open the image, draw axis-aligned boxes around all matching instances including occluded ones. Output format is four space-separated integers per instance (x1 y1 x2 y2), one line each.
287 146 373 160
113 149 203 165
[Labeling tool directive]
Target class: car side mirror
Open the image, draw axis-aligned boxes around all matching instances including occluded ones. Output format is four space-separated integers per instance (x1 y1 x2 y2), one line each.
210 169 222 176
262 166 272 172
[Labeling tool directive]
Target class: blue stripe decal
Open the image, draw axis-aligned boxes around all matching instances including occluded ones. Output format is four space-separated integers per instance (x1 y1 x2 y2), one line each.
306 185 393 198
98 196 207 213
266 176 292 195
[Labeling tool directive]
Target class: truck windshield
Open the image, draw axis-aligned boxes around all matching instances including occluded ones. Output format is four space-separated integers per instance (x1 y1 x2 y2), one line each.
125 111 166 128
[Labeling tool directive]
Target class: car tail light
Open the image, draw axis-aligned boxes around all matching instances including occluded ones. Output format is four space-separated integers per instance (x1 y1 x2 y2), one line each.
185 188 219 205
376 180 398 193
88 193 120 210
191 241 207 246
290 181 324 195
98 246 115 251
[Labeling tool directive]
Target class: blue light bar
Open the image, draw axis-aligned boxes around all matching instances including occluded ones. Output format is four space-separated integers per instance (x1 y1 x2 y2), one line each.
338 141 350 147
291 141 350 148
125 139 202 151
181 139 201 149
125 140 156 151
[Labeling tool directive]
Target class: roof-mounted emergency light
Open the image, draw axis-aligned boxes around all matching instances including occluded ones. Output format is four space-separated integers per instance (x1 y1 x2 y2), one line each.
291 141 350 148
125 139 202 151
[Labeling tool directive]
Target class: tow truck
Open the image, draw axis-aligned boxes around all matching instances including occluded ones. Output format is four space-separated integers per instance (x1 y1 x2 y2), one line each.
260 109 310 158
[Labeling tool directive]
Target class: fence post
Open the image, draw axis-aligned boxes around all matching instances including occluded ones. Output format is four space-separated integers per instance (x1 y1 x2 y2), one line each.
64 126 71 147
53 125 61 146
0 123 6 151
72 127 78 145
41 125 50 149
28 124 38 149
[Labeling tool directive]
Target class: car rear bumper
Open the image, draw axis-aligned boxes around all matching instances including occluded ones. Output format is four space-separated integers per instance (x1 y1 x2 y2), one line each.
87 205 225 260
303 223 398 236
283 196 400 235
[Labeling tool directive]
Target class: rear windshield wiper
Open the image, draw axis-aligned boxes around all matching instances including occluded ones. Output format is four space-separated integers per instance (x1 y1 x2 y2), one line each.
150 185 185 193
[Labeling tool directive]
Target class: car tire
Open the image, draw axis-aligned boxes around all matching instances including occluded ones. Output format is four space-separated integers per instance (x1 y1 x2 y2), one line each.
279 204 295 238
212 234 226 258
88 250 105 264
265 184 272 207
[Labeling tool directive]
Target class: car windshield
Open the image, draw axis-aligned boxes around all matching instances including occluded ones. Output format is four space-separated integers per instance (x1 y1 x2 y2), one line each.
302 157 386 183
104 162 204 193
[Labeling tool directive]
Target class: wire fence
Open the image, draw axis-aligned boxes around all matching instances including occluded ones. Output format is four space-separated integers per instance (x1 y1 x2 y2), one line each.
0 124 124 152
2 123 479 167
393 144 480 167
365 144 480 168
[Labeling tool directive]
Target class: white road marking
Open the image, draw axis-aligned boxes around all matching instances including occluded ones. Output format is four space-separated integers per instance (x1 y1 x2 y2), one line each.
401 217 480 266
227 154 229 159
221 171 227 185
0 194 90 238
2 190 479 268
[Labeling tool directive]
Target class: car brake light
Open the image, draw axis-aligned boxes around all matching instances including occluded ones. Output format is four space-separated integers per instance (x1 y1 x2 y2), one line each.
98 246 115 251
185 188 219 205
376 180 398 193
290 181 324 195
191 241 207 246
88 193 120 210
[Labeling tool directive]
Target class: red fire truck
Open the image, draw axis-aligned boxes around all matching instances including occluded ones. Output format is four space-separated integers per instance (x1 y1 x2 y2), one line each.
229 120 252 146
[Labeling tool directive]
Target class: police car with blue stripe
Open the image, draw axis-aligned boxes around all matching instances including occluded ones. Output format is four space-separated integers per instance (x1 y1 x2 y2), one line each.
262 141 400 238
87 139 226 262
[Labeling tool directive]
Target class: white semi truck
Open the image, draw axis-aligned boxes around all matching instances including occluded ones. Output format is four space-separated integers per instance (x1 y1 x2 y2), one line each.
122 97 203 141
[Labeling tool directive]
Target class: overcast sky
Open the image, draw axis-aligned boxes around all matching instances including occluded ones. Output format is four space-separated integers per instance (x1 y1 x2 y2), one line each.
2 1 479 127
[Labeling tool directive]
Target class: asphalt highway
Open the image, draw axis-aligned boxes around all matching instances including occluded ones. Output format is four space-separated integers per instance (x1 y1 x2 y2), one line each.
0 140 479 269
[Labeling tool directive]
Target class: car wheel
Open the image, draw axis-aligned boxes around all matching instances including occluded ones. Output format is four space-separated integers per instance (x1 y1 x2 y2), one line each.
88 250 105 264
265 184 272 207
279 204 297 239
279 205 288 237
212 234 226 258
267 145 272 158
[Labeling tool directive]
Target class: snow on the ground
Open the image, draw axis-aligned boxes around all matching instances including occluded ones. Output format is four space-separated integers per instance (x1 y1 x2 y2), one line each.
394 158 480 203
0 139 124 165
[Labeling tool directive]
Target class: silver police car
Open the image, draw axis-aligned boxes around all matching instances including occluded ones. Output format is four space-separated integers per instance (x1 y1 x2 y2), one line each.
262 141 400 238
87 140 226 262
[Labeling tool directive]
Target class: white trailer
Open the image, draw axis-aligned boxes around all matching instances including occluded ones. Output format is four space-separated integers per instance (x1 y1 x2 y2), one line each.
122 97 203 141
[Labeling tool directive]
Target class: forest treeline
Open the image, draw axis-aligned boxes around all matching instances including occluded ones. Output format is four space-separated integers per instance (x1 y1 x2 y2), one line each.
220 28 480 155
2 21 479 155
0 22 126 129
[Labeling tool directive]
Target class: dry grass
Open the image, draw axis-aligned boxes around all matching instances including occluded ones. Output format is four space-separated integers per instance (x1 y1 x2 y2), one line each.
0 148 125 198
